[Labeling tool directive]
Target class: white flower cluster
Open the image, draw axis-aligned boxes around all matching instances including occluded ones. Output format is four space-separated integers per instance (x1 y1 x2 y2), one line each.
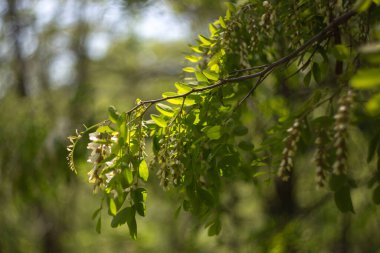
87 132 118 190
278 119 301 181
332 90 354 174
313 136 327 187
155 133 185 188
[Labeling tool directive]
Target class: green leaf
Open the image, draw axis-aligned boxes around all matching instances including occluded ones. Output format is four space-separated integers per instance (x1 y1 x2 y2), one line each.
373 186 380 204
253 171 268 178
367 133 380 163
329 174 348 192
111 207 137 239
111 208 128 228
156 103 175 117
208 50 224 67
334 186 355 213
190 46 203 53
202 126 222 140
209 23 218 36
133 188 148 203
195 71 209 83
185 55 202 63
198 188 214 207
207 219 222 236
225 2 236 13
304 71 312 87
312 63 321 83
124 169 133 185
118 112 127 140
134 202 146 217
109 198 117 216
183 67 196 73
198 35 212 46
203 69 219 81
366 93 380 116
96 125 113 133
332 44 350 60
175 82 192 94
359 43 380 64
96 217 101 234
355 0 373 12
138 160 149 182
92 207 102 220
183 200 191 211
108 106 119 124
151 114 167 128
233 125 248 136
238 141 254 151
162 92 185 105
350 69 380 89
219 16 226 28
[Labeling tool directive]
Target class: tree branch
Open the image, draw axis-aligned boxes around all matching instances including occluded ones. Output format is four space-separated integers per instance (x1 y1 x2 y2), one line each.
126 9 356 116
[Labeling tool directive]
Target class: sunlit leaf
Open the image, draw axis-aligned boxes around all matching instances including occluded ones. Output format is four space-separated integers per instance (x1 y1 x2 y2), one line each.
162 92 184 105
366 93 380 116
195 71 209 83
351 69 380 89
138 160 149 182
96 125 113 133
185 55 202 63
183 67 196 73
359 43 380 63
190 46 203 53
355 0 373 12
175 82 192 94
202 125 221 140
151 114 167 128
109 198 117 216
219 16 226 28
209 23 218 36
203 69 219 81
124 169 133 185
156 103 175 117
198 35 212 46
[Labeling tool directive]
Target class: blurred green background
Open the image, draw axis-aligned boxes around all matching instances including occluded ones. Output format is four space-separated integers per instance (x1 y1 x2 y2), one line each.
1 1 380 253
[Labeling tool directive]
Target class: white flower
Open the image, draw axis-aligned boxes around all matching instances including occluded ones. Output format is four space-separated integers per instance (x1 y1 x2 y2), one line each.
88 165 100 182
89 132 101 141
105 157 117 167
105 170 116 183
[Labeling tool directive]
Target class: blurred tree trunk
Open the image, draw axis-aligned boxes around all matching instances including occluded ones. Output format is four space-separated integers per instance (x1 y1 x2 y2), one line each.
5 0 28 97
70 1 92 121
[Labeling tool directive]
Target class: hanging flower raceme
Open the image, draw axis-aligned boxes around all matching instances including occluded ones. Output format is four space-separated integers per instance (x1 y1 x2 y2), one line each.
313 135 327 187
278 119 302 181
332 90 354 175
86 132 114 191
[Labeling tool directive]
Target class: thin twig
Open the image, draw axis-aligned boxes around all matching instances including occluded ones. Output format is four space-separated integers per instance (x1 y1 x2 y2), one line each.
229 64 269 75
125 10 356 116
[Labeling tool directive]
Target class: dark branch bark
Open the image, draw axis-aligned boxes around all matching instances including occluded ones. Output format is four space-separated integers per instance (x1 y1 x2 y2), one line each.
126 9 357 115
